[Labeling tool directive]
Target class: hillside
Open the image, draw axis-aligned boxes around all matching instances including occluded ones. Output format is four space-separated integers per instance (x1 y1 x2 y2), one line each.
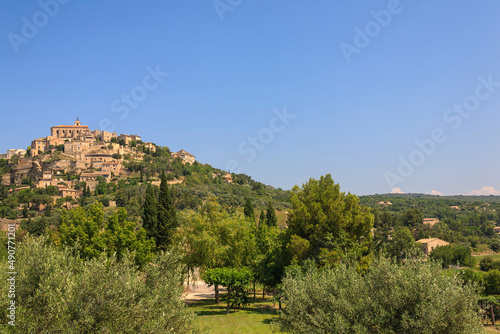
0 119 290 223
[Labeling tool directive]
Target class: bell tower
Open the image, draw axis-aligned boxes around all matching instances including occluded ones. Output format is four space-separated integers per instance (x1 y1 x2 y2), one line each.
74 117 81 126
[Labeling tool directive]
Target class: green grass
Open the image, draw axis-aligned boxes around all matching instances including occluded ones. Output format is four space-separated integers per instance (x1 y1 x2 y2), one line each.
187 295 281 334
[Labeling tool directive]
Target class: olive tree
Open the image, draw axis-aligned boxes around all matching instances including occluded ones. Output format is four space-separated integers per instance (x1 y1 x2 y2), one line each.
278 256 483 334
0 237 196 333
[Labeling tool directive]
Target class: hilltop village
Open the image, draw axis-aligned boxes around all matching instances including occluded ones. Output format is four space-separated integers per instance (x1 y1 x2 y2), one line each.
0 118 196 210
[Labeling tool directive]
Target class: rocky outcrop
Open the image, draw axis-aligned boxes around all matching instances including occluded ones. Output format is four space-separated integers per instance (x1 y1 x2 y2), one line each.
10 158 40 185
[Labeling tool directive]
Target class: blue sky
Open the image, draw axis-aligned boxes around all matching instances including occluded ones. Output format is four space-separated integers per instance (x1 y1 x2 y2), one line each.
1 0 499 195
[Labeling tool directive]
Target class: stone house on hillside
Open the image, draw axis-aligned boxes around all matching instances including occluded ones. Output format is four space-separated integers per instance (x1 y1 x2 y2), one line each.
417 238 449 255
143 142 156 152
92 130 117 142
171 150 195 165
31 138 47 156
118 134 141 145
50 118 91 139
423 218 440 227
64 141 91 156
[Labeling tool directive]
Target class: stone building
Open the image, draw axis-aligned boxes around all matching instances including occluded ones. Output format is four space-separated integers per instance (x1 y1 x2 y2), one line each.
0 149 27 159
92 130 117 142
143 142 156 152
50 118 91 139
423 218 440 227
118 134 141 145
416 238 450 255
171 149 195 165
46 136 65 148
102 161 121 175
84 153 113 167
79 172 101 191
31 138 47 156
64 141 91 156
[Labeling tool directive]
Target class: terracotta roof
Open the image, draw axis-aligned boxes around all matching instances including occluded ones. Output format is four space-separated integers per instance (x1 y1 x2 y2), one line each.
51 125 89 128
416 238 449 244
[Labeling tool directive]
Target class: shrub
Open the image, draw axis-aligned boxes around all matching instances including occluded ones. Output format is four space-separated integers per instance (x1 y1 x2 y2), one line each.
0 237 196 333
484 270 500 295
430 244 472 268
278 256 483 334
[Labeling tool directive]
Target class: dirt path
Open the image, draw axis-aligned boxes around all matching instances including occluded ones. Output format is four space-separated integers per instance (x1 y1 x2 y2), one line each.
183 280 226 301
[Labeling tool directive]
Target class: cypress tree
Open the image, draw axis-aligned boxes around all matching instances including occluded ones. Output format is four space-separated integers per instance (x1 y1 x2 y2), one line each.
244 198 255 221
142 183 158 240
266 202 277 227
156 171 177 249
86 186 91 198
259 210 266 226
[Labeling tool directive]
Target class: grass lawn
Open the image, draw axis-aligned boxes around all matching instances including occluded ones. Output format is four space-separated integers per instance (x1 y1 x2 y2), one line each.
485 325 500 333
188 295 281 334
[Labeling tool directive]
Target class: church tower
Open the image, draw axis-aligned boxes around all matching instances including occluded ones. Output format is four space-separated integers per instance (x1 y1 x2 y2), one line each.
74 117 81 126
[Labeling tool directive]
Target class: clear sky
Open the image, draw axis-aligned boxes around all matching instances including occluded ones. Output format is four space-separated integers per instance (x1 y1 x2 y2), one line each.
1 1 499 196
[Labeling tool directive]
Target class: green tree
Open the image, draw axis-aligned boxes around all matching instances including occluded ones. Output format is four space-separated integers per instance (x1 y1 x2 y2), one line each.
177 199 257 303
203 267 253 314
266 202 277 227
0 237 196 333
259 210 266 226
243 198 255 221
156 171 177 249
430 245 473 268
484 270 500 295
142 183 158 240
58 202 154 267
103 208 155 266
287 174 374 265
278 256 483 333
402 208 423 227
387 226 422 260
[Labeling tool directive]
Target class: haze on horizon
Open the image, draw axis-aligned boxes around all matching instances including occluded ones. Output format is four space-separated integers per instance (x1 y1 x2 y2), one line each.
1 1 499 196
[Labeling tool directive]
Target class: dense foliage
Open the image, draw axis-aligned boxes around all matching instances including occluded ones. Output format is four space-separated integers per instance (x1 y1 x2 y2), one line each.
0 237 196 333
287 174 374 268
278 257 483 334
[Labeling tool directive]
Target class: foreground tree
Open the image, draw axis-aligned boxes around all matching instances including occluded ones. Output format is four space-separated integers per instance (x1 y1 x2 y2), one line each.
176 199 257 303
0 237 196 333
278 256 483 333
203 267 253 314
287 174 373 265
57 202 154 267
156 171 177 249
386 226 422 260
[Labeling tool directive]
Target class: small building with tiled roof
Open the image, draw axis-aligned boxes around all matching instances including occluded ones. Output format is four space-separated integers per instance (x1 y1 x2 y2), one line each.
417 238 449 255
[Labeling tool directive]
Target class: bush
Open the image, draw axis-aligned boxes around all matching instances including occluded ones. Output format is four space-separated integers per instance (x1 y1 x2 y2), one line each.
277 256 483 334
0 237 196 333
479 256 500 272
430 244 473 268
484 270 500 295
